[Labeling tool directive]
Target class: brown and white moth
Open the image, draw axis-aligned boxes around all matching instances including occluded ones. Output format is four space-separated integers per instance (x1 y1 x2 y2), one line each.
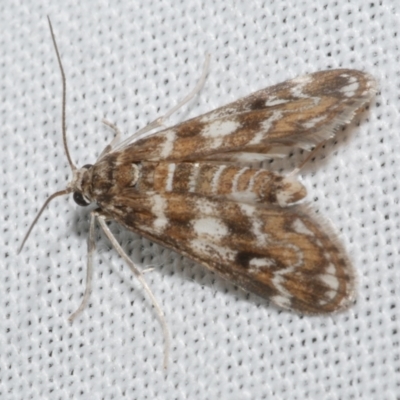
20 19 376 367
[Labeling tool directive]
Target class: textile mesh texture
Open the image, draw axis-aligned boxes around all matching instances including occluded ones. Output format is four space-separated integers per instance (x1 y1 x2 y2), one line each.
1 1 399 399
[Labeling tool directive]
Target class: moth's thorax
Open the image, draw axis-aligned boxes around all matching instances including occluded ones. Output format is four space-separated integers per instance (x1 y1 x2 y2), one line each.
70 153 141 204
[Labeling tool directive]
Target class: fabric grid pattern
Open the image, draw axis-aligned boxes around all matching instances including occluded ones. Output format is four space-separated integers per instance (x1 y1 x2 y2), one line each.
1 1 399 399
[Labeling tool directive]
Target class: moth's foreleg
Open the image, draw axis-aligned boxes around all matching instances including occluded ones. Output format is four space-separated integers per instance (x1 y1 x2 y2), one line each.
159 53 210 122
96 215 170 370
97 119 123 159
113 54 210 151
68 210 97 323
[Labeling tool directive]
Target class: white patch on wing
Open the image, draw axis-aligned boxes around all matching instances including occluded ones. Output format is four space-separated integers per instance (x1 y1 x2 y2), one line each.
131 164 140 186
195 198 218 215
201 120 241 138
251 219 270 247
239 204 270 246
192 217 228 239
291 74 313 85
292 218 314 236
199 107 237 123
271 243 304 300
341 81 360 97
160 130 176 158
229 153 276 162
249 110 283 145
276 189 296 208
271 295 291 309
265 97 289 107
317 265 340 305
249 257 276 273
272 271 294 299
165 163 176 191
302 114 326 129
326 263 336 274
198 114 213 123
151 194 168 232
290 75 312 98
239 203 255 216
225 192 258 204
276 177 306 207
190 239 237 262
289 74 320 105
319 273 340 291
322 290 337 303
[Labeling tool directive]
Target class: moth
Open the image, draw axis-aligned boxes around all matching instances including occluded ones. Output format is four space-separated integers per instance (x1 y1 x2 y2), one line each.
20 19 376 367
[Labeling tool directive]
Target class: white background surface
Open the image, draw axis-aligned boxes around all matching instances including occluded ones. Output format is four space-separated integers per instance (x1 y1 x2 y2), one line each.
1 0 399 399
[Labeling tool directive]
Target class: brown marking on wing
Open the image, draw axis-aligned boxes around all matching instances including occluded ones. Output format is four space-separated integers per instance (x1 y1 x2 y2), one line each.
102 192 355 314
117 69 375 163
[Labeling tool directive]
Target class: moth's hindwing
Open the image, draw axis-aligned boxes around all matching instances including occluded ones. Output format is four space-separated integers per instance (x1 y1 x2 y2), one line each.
107 192 354 314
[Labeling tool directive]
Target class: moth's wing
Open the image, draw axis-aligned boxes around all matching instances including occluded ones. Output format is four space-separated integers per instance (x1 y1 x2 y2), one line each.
107 192 355 314
120 69 376 163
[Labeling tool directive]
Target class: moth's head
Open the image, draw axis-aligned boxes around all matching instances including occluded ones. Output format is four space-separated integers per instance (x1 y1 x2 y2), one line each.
68 164 93 207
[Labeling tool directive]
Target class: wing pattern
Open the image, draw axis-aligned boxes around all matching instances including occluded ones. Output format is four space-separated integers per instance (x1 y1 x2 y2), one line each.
106 192 354 313
86 69 376 313
118 69 376 163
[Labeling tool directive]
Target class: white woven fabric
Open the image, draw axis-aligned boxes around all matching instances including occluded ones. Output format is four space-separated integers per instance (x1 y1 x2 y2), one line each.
2 0 399 399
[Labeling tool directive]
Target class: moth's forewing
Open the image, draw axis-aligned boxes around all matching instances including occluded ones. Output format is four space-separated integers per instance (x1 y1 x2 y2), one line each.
121 70 376 163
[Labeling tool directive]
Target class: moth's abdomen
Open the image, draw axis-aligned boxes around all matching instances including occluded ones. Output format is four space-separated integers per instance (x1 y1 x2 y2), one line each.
141 162 306 206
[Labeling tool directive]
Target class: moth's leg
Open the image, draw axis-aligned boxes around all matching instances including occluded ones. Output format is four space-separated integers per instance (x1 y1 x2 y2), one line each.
114 54 210 151
98 119 123 159
68 211 98 323
97 216 170 370
157 53 211 123
142 266 156 274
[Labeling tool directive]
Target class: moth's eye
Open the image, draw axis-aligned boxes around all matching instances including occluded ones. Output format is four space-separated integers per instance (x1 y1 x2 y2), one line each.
73 192 91 207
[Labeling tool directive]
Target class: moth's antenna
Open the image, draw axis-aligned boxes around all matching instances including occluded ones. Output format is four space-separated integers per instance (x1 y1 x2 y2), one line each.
18 189 71 254
18 19 76 253
47 16 76 171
